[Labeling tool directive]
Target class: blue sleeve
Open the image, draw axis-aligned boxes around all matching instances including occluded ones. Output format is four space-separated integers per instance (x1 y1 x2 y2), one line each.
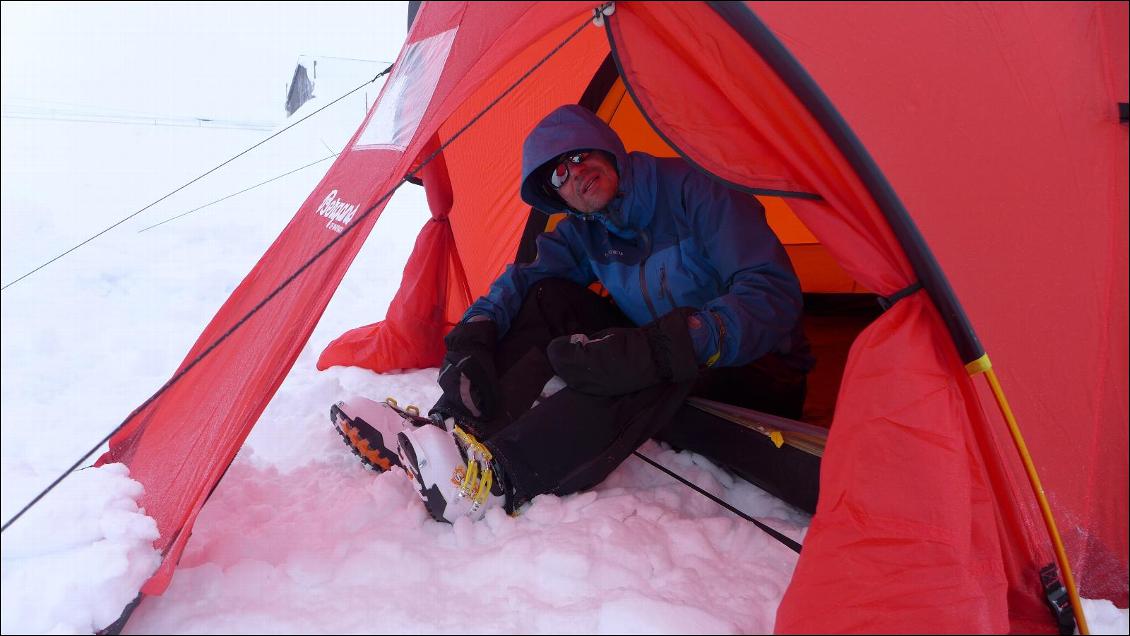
683 174 803 367
463 220 595 337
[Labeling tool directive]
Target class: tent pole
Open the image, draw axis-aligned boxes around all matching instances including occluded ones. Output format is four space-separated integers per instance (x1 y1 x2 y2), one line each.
970 356 1090 635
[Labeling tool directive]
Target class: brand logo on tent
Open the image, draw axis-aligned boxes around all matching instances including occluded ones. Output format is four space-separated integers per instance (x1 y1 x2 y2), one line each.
315 190 359 233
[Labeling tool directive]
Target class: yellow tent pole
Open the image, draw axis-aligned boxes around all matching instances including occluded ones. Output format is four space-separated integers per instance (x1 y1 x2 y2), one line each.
966 354 1090 635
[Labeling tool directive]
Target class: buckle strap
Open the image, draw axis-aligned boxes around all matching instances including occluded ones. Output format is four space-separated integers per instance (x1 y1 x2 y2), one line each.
453 427 495 511
1040 563 1076 635
877 281 923 311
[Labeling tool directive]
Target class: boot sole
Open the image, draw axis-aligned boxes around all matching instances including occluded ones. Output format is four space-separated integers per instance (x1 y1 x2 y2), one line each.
330 403 401 472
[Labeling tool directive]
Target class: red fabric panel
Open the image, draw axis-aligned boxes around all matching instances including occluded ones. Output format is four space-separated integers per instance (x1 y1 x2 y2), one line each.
753 1 1128 606
98 145 406 594
777 296 1051 633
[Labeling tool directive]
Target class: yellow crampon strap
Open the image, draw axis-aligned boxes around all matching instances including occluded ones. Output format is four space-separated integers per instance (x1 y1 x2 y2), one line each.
454 427 495 508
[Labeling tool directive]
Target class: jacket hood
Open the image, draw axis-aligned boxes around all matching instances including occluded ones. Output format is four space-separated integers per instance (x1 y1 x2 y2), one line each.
520 105 633 223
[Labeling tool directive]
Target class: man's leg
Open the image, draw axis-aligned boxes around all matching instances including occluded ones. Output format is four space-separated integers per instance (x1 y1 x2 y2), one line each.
496 279 631 372
463 278 631 439
487 379 695 507
690 352 808 419
488 355 810 508
476 281 699 506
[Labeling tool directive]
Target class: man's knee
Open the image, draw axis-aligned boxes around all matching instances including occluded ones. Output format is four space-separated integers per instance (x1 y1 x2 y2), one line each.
527 278 592 304
512 279 626 339
524 279 605 322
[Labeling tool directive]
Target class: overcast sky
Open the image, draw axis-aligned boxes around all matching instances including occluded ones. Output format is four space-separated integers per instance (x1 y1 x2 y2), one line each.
1 2 410 123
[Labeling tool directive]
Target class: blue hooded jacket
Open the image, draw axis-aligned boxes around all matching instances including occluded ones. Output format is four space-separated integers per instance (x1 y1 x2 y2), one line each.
465 105 812 371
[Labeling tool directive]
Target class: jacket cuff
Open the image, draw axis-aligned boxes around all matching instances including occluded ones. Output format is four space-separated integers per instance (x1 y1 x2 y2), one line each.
687 311 720 366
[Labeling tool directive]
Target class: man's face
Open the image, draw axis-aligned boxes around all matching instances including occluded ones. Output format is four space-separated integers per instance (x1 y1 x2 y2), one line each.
550 150 619 214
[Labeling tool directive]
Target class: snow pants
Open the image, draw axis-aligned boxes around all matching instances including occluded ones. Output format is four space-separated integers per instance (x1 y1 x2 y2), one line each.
469 279 807 508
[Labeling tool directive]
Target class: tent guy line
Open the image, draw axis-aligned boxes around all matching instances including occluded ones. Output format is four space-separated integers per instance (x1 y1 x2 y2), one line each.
0 67 392 293
632 450 802 554
136 153 341 233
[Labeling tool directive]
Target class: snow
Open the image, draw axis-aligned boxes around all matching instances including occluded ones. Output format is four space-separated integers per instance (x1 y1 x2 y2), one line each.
1 464 159 634
1082 599 1130 636
1 3 1125 635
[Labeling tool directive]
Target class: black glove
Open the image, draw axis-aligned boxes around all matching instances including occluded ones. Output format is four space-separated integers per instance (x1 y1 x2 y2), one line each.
434 319 502 420
546 308 700 396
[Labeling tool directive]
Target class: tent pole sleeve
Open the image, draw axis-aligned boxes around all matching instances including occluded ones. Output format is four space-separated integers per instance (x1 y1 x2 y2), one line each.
980 362 1089 635
705 1 985 366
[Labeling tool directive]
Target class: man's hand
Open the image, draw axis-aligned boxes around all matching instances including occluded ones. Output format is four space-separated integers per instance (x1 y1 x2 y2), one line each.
436 319 502 420
546 308 700 396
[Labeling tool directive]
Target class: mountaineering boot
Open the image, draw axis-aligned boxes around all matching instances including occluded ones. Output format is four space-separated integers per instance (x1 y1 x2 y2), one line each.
330 396 411 472
396 422 507 523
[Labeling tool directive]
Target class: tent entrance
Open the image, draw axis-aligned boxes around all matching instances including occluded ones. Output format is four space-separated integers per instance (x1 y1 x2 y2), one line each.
797 292 881 426
513 73 880 431
506 72 884 513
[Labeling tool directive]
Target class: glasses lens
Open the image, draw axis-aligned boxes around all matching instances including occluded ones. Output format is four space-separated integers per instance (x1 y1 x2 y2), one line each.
549 151 590 190
550 161 569 189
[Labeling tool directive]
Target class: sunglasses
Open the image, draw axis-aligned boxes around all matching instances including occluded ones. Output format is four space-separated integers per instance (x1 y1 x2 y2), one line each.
548 151 591 190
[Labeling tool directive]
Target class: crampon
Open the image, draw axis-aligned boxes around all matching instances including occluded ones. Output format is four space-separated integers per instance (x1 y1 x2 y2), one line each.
330 396 431 472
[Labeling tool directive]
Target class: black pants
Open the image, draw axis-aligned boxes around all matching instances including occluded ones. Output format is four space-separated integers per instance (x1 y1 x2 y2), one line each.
466 279 807 508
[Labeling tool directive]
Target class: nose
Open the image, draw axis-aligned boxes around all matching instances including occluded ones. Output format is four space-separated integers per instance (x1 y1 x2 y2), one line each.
572 159 592 180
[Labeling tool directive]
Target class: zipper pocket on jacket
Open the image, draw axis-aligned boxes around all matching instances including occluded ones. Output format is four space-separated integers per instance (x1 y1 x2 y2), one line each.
637 231 659 321
659 263 677 311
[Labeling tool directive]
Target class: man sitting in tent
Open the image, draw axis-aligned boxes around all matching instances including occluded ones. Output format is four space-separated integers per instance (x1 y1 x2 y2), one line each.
391 104 813 523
